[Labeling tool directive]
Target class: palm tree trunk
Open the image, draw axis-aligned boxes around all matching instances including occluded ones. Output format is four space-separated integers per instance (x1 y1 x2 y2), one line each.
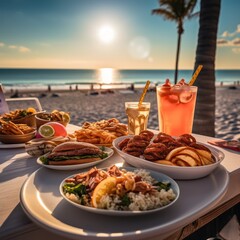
193 0 221 137
174 32 181 84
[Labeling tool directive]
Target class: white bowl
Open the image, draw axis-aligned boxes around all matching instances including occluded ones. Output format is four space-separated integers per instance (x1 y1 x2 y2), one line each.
112 136 225 180
59 166 180 216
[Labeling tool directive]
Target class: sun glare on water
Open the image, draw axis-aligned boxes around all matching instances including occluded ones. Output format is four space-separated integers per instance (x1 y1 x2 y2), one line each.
98 68 114 84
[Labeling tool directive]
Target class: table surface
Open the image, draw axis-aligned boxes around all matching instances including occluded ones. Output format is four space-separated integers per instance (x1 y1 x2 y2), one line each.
1 124 240 240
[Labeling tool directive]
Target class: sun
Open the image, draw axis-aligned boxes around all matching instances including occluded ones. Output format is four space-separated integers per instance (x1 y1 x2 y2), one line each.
98 25 115 43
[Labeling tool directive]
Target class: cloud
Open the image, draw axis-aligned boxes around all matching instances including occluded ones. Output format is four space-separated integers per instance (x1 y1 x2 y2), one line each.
221 31 235 37
217 39 228 45
217 37 240 46
217 30 240 54
9 45 17 49
19 46 30 53
7 44 30 53
0 40 31 53
220 23 240 38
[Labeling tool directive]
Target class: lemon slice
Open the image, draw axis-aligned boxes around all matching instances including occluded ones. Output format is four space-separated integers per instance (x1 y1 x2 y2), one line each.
60 112 71 124
92 177 117 208
27 107 37 114
38 125 55 138
179 91 193 103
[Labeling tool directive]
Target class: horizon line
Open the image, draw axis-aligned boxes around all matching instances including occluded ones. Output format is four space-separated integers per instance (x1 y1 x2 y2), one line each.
0 67 239 71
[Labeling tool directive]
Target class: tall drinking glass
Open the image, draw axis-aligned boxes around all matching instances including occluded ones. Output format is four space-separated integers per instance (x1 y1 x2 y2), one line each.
156 84 198 136
125 102 150 135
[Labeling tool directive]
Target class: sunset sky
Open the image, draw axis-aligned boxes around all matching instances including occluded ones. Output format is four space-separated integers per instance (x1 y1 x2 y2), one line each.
0 0 239 69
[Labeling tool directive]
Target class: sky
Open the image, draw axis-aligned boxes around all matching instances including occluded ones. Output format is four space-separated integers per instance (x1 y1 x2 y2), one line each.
0 0 239 70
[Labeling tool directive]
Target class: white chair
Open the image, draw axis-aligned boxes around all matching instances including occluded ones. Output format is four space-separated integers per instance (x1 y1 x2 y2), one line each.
6 97 43 112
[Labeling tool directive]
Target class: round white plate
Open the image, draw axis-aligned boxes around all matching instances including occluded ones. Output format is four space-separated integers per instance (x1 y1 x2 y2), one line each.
20 165 229 240
59 167 180 216
113 135 225 180
0 142 25 148
37 147 114 170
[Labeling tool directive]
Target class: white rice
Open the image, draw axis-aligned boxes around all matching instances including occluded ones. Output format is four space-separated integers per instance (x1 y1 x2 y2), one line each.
95 169 176 211
98 185 176 211
64 169 176 211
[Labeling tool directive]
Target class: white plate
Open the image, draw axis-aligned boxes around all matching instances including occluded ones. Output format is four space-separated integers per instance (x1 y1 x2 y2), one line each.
59 167 180 216
0 142 25 148
113 136 225 180
20 165 229 240
37 147 114 170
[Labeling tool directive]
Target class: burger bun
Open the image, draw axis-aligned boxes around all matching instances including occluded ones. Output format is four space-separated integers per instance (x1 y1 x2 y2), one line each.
53 141 99 152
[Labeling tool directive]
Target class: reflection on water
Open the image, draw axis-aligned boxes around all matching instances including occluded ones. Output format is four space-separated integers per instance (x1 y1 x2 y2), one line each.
97 68 118 84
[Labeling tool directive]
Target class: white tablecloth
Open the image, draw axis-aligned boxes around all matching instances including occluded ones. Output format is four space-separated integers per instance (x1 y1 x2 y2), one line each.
0 125 239 240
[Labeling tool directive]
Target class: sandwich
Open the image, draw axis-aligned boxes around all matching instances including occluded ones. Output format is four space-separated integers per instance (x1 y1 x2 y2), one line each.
40 141 108 165
25 136 76 157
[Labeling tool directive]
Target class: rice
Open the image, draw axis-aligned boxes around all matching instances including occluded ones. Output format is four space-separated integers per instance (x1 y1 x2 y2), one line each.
63 167 177 211
97 169 176 211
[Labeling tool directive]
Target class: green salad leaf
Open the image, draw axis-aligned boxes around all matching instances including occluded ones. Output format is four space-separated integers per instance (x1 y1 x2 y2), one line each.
154 182 171 191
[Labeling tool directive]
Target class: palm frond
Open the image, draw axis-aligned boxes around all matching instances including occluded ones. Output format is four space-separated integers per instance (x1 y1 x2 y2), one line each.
188 11 199 20
185 0 198 15
152 8 176 21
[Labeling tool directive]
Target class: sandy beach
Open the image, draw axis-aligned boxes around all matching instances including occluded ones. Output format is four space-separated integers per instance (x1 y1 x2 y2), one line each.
4 86 240 141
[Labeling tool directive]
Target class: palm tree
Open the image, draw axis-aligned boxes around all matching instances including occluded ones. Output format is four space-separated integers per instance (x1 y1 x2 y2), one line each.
152 0 198 84
193 0 221 137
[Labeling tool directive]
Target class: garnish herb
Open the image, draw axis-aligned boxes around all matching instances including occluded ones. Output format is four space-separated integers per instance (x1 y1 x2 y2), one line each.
63 183 87 205
63 183 87 196
154 182 171 191
120 194 131 207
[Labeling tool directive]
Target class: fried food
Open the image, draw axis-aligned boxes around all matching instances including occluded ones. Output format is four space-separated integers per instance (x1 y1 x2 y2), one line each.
120 130 154 157
37 110 70 124
0 119 35 135
144 142 169 161
165 146 215 166
74 118 128 145
75 128 116 145
119 131 215 167
82 118 128 137
0 107 37 121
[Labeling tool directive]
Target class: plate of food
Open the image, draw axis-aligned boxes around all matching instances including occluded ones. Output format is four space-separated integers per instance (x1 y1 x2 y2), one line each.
59 165 179 216
0 107 39 127
0 119 36 146
25 135 76 157
112 131 225 180
73 118 128 147
35 110 71 128
37 141 114 170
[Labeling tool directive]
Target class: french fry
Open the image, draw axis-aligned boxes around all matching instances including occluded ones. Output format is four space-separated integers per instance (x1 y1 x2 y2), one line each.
74 119 127 145
0 108 36 121
0 119 35 135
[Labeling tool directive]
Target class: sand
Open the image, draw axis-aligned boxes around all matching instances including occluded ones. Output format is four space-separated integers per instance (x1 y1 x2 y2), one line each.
4 86 240 141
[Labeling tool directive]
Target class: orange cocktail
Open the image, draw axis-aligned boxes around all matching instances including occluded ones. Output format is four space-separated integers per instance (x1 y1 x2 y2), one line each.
156 79 198 136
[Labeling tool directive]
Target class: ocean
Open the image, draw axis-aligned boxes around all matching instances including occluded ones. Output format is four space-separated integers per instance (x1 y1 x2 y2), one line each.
0 68 239 92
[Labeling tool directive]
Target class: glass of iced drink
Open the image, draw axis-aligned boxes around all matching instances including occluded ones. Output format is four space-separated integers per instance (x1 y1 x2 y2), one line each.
125 102 150 135
156 79 198 136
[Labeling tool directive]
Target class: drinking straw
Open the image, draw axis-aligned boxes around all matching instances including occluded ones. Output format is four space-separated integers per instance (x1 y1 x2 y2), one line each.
189 65 203 86
138 80 150 107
